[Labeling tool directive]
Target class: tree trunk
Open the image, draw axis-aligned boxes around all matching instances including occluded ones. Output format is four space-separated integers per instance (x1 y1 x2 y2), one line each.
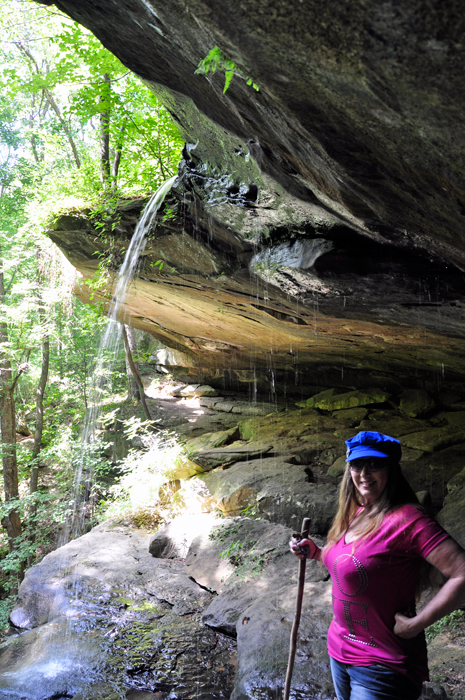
29 337 50 495
111 121 126 189
122 325 151 421
99 73 111 187
43 87 81 168
0 252 22 553
124 324 140 401
30 251 50 497
27 332 49 567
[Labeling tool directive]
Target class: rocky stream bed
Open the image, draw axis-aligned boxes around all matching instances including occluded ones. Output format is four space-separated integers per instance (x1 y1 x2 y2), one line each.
1 378 465 699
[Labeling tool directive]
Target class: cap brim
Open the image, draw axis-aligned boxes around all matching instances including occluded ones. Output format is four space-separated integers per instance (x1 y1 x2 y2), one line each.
346 447 391 461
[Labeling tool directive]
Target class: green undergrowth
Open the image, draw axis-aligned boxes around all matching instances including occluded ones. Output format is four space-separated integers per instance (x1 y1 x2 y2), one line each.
210 520 269 579
426 609 465 642
0 595 17 632
100 419 199 530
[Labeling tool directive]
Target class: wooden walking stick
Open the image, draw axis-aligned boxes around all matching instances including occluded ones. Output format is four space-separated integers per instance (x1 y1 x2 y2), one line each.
283 516 311 700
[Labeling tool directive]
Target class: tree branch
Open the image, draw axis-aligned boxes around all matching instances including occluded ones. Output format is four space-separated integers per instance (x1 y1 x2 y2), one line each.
15 41 81 169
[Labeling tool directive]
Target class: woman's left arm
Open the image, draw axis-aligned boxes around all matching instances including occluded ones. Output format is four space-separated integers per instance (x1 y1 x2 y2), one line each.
394 537 465 639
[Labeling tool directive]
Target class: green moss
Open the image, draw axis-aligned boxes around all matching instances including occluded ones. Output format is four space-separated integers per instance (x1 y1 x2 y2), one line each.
238 419 258 440
426 609 465 642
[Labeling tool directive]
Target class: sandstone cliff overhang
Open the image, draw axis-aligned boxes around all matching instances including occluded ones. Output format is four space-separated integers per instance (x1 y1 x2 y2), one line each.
43 0 465 388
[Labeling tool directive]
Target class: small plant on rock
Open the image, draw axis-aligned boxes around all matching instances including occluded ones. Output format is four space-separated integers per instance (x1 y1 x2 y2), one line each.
196 46 259 94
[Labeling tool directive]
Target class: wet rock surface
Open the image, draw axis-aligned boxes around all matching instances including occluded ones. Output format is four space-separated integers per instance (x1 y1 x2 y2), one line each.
3 380 465 699
2 525 236 700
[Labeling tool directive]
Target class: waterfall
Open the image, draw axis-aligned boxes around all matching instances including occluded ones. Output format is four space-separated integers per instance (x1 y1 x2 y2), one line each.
60 175 177 545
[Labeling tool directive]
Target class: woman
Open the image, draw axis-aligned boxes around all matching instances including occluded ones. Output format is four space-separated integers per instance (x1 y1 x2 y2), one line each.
291 430 465 700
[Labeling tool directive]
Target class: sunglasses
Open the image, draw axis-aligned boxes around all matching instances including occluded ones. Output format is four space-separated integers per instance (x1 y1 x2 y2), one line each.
348 459 389 473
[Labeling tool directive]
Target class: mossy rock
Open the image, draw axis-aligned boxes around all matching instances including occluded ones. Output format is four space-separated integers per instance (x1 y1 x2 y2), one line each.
172 456 205 480
72 683 124 700
296 388 334 408
436 411 465 428
185 426 239 452
319 446 346 466
358 414 426 438
402 427 465 453
299 432 340 451
401 443 465 509
302 388 390 412
333 428 359 441
331 407 368 427
399 389 435 418
238 418 258 441
328 456 346 477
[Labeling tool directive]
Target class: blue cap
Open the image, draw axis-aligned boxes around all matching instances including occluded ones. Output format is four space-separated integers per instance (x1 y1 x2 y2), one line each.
345 431 402 462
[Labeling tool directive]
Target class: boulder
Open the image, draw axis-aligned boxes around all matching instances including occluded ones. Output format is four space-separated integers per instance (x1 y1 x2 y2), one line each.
187 516 327 617
401 443 465 509
328 456 346 477
436 411 465 428
333 427 360 441
296 388 335 408
180 384 218 398
330 407 369 427
239 409 337 443
188 442 273 471
4 524 235 700
149 513 220 558
232 581 334 700
402 427 465 453
196 457 338 532
400 447 425 462
400 389 435 418
170 455 205 481
358 412 427 437
300 432 342 453
415 490 432 509
437 467 465 548
185 426 240 452
304 388 390 412
184 517 333 698
319 445 346 466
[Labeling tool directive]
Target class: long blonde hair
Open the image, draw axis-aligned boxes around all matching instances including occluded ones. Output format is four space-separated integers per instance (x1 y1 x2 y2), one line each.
325 460 420 552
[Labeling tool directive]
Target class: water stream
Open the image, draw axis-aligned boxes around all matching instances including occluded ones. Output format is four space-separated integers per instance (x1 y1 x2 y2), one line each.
61 175 177 544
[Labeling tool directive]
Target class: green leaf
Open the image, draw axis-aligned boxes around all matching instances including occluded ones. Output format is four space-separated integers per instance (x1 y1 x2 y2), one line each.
223 70 234 93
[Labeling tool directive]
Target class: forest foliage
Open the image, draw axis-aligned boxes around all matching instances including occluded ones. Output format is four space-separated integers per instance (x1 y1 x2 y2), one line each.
0 0 184 622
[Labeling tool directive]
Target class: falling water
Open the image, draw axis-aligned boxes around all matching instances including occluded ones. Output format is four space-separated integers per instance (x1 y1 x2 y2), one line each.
60 175 177 545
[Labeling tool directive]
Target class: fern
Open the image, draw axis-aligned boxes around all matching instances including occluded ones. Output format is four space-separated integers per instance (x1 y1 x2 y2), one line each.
196 47 259 94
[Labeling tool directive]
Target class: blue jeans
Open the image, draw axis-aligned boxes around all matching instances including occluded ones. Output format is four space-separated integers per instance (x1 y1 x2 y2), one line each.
330 658 422 700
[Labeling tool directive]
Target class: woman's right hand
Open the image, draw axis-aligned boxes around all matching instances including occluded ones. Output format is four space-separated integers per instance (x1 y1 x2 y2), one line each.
289 537 319 560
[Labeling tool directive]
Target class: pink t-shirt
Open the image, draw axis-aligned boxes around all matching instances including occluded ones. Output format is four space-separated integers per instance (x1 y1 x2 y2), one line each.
324 505 449 688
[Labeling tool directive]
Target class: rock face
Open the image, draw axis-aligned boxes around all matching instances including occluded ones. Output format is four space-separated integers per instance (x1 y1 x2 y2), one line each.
2 516 334 700
41 0 465 393
3 383 465 699
437 467 465 545
185 518 334 700
3 524 236 700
